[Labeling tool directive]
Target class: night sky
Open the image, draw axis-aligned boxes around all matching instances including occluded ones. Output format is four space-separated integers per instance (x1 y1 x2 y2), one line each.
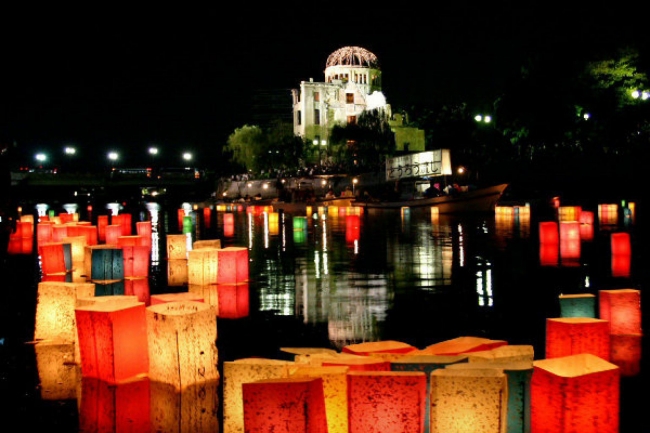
1 3 646 168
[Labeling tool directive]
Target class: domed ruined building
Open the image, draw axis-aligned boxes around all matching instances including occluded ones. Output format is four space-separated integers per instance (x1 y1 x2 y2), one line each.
292 46 394 164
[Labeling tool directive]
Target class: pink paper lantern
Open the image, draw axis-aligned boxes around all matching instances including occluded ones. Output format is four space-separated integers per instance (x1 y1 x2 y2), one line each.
539 221 558 244
217 246 249 284
218 283 250 319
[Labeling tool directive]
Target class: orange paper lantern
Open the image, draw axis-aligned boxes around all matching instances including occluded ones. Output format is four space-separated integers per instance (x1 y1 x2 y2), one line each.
531 353 619 433
217 246 249 284
217 283 250 319
598 288 642 335
545 317 610 360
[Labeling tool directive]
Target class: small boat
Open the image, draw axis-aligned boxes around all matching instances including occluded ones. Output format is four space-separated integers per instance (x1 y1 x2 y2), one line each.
352 183 509 213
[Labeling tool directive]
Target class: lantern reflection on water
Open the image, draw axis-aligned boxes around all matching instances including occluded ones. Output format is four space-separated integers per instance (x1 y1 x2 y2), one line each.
599 288 642 335
34 341 78 400
531 353 619 433
150 379 219 433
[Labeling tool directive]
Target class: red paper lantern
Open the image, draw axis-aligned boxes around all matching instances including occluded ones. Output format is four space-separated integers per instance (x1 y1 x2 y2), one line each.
243 377 328 433
531 353 619 433
39 242 71 275
124 277 151 306
135 221 152 248
105 225 122 246
610 232 631 255
97 215 109 242
342 340 417 356
37 221 54 247
348 371 427 433
598 289 642 335
203 207 212 228
122 245 150 277
539 243 559 266
345 214 361 242
217 246 249 284
75 300 149 383
611 254 631 277
610 333 642 377
539 221 558 244
545 317 610 360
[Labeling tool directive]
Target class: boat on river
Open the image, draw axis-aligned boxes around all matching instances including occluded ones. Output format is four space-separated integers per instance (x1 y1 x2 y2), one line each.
352 183 509 213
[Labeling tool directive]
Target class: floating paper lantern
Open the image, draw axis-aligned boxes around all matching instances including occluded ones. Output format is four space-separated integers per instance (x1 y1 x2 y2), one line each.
579 220 594 241
217 246 249 284
415 336 508 356
34 341 78 400
188 247 219 285
610 232 631 255
34 281 95 342
166 234 189 260
84 245 124 280
113 213 132 235
539 221 558 244
182 215 193 234
611 253 631 277
223 212 234 225
149 379 219 433
558 205 581 222
348 371 427 433
579 210 594 225
450 361 533 433
391 354 469 433
105 225 122 246
124 277 151 305
167 259 188 286
122 245 149 277
345 214 360 242
217 283 250 319
39 242 73 275
97 215 109 242
62 235 87 266
243 377 328 433
598 288 642 335
430 367 508 433
75 300 148 382
539 242 559 266
466 344 535 363
78 224 98 246
290 366 350 433
52 224 68 242
135 221 152 249
268 212 279 235
559 293 596 318
146 301 219 389
202 207 212 229
598 203 618 226
193 239 222 249
559 221 581 264
342 340 417 356
545 317 610 360
223 358 296 433
79 376 150 433
531 353 619 433
37 221 54 246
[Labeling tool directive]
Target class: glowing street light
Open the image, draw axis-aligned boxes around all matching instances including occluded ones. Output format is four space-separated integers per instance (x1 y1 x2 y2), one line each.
149 147 159 155
108 151 119 164
182 152 192 161
353 177 358 195
631 89 650 100
64 147 76 155
474 114 492 123
35 153 47 163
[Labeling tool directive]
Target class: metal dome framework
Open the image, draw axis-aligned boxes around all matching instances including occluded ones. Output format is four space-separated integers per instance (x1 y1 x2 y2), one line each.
326 46 379 68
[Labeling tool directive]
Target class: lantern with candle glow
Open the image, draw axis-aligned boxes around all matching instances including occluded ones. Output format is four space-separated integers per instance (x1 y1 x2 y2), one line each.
188 247 219 285
217 246 249 284
559 221 580 264
78 224 98 246
559 293 596 318
188 283 219 314
105 224 122 246
79 376 150 433
347 371 427 433
598 288 641 335
391 354 469 433
558 205 581 222
217 283 250 318
598 203 618 226
545 317 610 360
114 213 132 235
34 281 95 342
452 360 534 433
243 377 328 433
97 215 109 242
52 224 68 242
145 301 219 389
539 242 559 266
539 221 558 244
34 341 78 400
268 211 279 235
166 234 188 260
62 235 87 266
531 353 619 433
37 221 54 246
84 245 124 280
135 221 152 248
290 366 349 433
223 358 295 433
75 300 148 382
611 253 631 277
345 214 360 242
39 242 73 275
149 379 219 433
430 368 508 433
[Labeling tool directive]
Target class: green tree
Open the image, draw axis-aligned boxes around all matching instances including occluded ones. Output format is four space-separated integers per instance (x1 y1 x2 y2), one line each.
223 125 266 174
265 119 308 171
330 109 396 172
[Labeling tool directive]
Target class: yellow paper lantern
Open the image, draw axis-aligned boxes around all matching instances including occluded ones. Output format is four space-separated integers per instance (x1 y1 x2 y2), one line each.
187 247 219 285
34 281 96 342
167 259 188 286
430 367 508 433
146 301 219 389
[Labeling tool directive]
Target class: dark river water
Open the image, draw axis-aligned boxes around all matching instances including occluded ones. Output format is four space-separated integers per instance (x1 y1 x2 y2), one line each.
1 192 647 432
